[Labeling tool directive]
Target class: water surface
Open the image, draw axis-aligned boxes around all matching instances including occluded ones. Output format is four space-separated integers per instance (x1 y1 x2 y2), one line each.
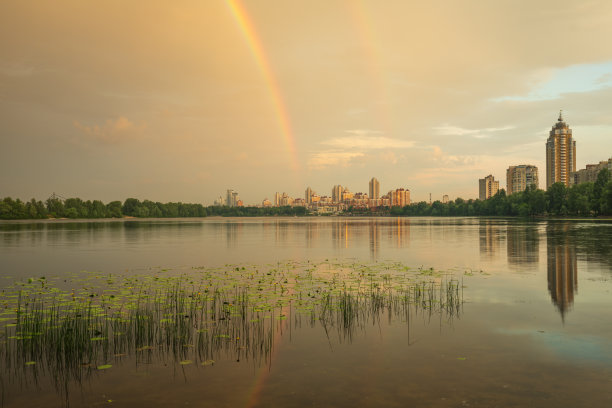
1 217 611 407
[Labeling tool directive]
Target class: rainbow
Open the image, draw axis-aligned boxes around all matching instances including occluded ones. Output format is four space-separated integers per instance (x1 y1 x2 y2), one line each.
226 0 300 172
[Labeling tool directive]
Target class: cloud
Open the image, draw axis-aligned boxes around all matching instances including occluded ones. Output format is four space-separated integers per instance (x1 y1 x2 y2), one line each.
379 151 399 165
73 117 146 144
493 60 612 102
431 145 478 166
323 131 414 149
433 125 514 138
307 151 364 170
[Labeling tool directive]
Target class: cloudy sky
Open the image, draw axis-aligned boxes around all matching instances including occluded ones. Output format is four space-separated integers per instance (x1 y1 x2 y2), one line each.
2 0 612 204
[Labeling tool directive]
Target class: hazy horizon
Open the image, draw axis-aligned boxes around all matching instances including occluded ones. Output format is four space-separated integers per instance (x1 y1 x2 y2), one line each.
2 1 612 205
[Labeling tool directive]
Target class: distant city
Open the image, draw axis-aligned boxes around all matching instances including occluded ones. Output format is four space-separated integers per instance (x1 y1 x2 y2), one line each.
218 112 612 212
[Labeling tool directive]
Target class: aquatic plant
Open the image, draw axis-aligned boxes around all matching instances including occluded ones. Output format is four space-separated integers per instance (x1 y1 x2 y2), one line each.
0 261 463 403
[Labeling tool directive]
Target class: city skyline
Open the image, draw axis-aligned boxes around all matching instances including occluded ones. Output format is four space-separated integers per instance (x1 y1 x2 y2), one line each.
2 2 612 204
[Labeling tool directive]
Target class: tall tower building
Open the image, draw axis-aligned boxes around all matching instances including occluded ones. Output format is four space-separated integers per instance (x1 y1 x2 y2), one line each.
479 175 499 200
305 187 313 204
507 165 539 195
546 111 576 188
226 189 239 207
332 185 343 203
369 177 380 199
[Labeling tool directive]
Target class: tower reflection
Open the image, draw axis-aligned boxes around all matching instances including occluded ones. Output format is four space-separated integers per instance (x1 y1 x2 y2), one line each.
546 223 578 320
368 219 380 260
506 225 539 268
479 220 502 259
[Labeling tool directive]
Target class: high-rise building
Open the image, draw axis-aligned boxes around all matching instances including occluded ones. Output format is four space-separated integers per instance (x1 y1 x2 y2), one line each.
369 177 380 200
389 188 410 206
280 192 293 206
479 175 499 200
546 111 576 188
274 192 281 207
571 157 612 185
226 189 239 207
332 185 343 203
305 187 313 204
507 165 539 195
442 195 449 204
342 187 353 201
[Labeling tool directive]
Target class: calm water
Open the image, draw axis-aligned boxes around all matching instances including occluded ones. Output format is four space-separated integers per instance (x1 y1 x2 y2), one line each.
1 217 612 407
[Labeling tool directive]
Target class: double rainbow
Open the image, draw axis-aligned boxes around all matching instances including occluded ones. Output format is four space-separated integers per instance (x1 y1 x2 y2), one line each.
226 0 300 172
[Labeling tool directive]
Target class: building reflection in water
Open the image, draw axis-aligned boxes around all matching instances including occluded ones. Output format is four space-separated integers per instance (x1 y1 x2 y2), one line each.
331 219 350 249
305 221 319 249
368 220 380 260
546 223 578 320
388 217 410 250
479 220 502 259
506 225 539 268
225 221 242 248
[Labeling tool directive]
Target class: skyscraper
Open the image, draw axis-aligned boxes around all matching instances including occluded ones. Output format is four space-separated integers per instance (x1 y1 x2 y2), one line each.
369 177 380 200
479 175 499 200
305 187 313 204
546 111 576 188
506 165 539 195
332 185 343 203
226 189 239 207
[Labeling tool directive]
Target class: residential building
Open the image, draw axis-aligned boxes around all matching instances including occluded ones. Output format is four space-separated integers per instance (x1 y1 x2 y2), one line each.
390 188 410 207
262 198 272 207
369 177 380 200
442 195 449 204
479 175 499 200
226 189 239 207
280 192 293 206
332 185 343 203
571 158 612 185
546 111 576 188
305 187 313 204
342 187 354 202
274 192 281 207
507 165 539 195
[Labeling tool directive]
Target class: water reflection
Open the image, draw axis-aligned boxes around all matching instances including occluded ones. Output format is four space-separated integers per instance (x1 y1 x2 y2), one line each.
547 223 578 320
388 217 410 249
479 220 503 258
369 220 380 259
506 224 540 268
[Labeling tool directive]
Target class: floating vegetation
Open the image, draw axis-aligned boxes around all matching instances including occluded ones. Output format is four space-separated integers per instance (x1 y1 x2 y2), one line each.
0 261 464 403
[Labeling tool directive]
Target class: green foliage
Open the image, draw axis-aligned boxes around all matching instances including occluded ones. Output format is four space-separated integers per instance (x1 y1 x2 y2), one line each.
344 173 612 218
0 196 209 220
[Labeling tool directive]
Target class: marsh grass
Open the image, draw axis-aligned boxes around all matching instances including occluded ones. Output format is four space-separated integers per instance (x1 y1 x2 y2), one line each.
0 261 463 403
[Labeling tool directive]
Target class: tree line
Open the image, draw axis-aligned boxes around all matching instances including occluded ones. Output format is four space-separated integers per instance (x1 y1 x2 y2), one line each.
0 196 307 220
0 197 208 220
2 169 610 220
347 169 612 217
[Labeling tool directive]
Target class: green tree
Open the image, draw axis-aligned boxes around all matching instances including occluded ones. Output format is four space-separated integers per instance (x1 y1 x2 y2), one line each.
107 201 123 218
600 182 612 215
547 182 568 215
593 169 611 214
122 198 141 216
567 182 593 216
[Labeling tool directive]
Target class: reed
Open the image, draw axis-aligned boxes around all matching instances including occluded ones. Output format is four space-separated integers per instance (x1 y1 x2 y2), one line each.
0 261 464 402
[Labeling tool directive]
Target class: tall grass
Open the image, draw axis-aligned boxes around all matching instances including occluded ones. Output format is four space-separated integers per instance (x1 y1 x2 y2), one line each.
0 261 464 403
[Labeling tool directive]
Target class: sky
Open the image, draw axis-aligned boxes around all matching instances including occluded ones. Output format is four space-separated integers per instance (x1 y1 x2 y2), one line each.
2 0 612 205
